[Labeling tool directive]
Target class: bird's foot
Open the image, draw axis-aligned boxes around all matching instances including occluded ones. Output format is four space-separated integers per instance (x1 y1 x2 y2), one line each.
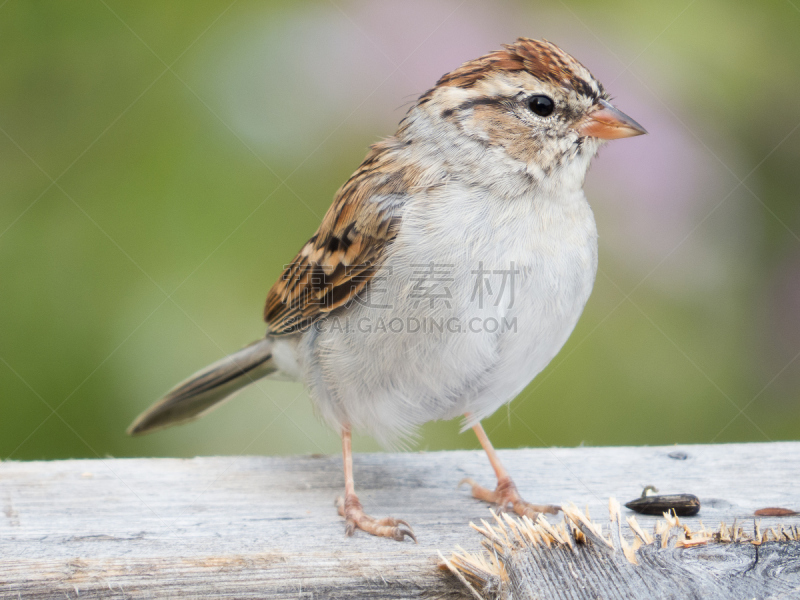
335 494 416 542
460 476 560 519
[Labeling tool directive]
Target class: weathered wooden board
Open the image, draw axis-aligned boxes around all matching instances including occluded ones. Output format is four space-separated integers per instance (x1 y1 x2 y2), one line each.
445 502 800 599
1 442 799 598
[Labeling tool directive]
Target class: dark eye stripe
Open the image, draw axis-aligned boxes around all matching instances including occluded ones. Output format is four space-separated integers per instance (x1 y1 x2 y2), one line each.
441 97 504 118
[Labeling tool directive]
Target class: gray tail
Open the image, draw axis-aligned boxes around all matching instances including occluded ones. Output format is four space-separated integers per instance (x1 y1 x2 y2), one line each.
127 338 275 436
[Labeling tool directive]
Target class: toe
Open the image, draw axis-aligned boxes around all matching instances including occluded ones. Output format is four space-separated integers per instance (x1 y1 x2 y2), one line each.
378 518 416 543
375 520 416 542
336 496 416 542
461 476 559 518
512 500 560 519
459 477 500 504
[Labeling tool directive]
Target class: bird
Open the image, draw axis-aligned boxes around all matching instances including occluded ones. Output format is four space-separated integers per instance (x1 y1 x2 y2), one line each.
128 38 646 542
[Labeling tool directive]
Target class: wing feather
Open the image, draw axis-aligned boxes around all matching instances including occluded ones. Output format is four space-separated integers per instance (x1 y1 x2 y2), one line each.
264 140 410 335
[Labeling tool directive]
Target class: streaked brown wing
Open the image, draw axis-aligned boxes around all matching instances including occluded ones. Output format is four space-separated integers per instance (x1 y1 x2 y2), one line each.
264 141 406 335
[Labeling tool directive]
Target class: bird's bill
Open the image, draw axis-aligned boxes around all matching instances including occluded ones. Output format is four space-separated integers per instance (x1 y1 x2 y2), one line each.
575 99 647 139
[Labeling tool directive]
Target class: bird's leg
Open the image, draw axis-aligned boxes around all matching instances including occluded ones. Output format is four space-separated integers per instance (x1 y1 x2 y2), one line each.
335 425 416 542
461 418 559 519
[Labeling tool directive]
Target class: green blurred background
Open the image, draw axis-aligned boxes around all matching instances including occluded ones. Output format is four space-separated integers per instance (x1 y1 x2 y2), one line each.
1 0 799 461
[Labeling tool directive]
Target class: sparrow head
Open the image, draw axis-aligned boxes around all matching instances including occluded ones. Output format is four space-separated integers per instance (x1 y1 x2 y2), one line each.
409 38 645 189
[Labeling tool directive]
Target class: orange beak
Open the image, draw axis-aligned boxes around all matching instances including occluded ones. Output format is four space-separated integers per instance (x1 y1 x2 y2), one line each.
575 99 647 140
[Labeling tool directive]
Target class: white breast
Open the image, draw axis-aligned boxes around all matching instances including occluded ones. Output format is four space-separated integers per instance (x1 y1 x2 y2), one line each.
293 182 598 448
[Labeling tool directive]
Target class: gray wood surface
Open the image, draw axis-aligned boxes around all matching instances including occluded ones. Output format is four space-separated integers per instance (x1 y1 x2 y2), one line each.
2 442 799 598
444 502 800 599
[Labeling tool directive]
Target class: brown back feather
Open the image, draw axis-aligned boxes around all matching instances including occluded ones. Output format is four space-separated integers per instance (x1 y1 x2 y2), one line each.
264 141 407 335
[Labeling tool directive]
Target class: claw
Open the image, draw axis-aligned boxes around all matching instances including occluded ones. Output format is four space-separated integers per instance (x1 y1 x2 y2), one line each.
394 518 413 531
336 495 417 543
460 476 559 517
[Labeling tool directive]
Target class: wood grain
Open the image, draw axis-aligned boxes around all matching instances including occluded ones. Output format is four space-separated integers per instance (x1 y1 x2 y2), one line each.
445 501 800 599
2 442 799 598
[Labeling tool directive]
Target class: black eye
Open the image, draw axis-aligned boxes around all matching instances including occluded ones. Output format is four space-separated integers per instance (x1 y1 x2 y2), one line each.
528 95 554 117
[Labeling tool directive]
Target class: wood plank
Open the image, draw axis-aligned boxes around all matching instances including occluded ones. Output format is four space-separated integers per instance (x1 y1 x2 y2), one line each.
446 501 800 599
2 442 799 598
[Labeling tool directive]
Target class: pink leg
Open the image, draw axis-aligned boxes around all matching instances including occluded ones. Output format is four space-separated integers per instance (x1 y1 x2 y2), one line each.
335 426 416 542
461 419 559 518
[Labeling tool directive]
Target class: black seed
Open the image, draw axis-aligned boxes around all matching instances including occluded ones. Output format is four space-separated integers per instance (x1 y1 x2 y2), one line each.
625 494 701 517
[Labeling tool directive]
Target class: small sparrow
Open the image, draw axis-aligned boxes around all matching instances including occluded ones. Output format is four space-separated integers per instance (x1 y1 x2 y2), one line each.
129 38 645 542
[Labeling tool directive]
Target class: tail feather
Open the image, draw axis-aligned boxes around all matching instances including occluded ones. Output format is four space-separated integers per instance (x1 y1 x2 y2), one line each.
127 338 275 436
